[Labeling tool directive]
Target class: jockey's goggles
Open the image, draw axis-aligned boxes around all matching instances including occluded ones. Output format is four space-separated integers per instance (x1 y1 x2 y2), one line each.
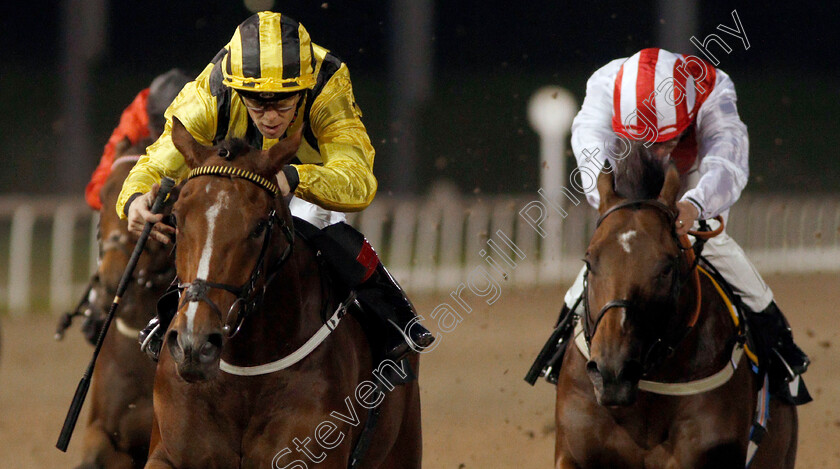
238 91 301 114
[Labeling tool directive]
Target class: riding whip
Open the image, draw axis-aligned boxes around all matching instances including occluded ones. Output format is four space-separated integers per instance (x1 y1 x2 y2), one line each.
56 177 176 452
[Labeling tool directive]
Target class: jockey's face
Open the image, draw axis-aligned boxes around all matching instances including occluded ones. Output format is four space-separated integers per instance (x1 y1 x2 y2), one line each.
242 93 301 140
647 134 681 159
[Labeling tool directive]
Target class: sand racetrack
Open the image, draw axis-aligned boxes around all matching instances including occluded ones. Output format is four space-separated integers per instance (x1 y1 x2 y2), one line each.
1 273 838 468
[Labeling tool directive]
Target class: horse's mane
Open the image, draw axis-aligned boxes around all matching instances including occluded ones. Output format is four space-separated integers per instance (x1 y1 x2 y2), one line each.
613 142 669 200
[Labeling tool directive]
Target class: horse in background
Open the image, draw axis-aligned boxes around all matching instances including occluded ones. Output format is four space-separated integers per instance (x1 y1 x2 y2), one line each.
553 149 797 468
75 139 176 469
145 118 421 468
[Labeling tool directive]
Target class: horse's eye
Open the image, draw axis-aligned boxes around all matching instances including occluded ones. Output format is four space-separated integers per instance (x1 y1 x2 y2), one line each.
582 257 594 274
249 220 266 239
660 263 673 278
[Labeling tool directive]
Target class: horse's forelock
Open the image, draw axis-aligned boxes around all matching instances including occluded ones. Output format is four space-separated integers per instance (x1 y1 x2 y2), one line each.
614 143 668 200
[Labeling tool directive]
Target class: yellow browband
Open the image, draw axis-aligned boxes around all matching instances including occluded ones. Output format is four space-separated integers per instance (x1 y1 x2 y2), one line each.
187 166 280 197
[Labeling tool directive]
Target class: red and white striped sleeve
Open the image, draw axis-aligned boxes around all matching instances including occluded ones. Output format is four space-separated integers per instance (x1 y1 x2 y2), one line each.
682 70 749 219
570 58 626 209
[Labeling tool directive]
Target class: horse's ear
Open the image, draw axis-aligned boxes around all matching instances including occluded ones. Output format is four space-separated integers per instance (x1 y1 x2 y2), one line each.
171 117 209 168
658 163 680 208
263 127 303 175
597 166 620 214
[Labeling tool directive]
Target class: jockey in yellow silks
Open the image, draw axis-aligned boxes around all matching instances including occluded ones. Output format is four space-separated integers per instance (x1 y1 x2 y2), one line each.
119 11 433 362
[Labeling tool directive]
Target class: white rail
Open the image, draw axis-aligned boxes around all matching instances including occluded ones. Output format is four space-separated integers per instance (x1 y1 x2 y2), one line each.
1 191 838 315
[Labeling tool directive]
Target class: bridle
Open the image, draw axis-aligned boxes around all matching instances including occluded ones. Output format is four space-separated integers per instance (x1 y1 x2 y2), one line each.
582 199 700 374
176 165 295 337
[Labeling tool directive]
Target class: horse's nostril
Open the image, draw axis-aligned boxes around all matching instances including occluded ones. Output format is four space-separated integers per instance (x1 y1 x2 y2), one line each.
586 361 600 374
199 343 216 360
167 330 185 362
166 330 178 347
197 333 223 363
207 332 223 349
620 360 643 382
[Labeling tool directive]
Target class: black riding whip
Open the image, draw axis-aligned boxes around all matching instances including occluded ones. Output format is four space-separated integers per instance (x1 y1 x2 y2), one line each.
56 177 175 452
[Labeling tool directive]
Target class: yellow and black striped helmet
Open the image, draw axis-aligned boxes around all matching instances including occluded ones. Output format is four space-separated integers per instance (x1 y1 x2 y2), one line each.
221 12 316 93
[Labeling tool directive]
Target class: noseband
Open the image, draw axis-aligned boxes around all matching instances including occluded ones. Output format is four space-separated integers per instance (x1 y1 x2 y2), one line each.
177 166 295 337
582 199 697 373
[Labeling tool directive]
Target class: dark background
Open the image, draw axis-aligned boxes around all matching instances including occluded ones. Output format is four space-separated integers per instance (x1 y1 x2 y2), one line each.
1 1 838 197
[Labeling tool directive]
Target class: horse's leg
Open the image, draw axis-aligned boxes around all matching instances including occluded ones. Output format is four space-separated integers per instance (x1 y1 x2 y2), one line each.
76 422 136 469
748 400 798 469
376 382 422 469
554 415 582 469
143 414 175 469
554 413 572 469
554 452 581 469
144 457 174 469
554 351 588 469
145 447 174 469
781 404 799 469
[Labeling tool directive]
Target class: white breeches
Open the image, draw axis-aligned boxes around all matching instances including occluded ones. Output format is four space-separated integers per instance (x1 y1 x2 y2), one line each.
564 212 774 313
288 196 346 229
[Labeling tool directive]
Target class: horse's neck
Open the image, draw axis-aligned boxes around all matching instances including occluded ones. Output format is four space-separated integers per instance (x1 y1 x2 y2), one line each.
654 273 736 381
121 283 169 326
226 241 326 364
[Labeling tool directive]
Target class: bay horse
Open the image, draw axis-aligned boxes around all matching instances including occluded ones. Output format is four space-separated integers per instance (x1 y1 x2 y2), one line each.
77 140 176 469
553 155 797 468
145 118 421 468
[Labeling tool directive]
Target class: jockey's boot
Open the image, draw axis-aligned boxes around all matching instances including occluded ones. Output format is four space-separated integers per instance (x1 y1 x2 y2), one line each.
138 285 180 362
355 262 435 360
305 220 434 361
138 316 164 361
55 274 106 344
748 301 810 378
525 303 576 385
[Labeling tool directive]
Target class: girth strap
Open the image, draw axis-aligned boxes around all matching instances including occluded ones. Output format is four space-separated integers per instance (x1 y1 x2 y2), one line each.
219 293 354 376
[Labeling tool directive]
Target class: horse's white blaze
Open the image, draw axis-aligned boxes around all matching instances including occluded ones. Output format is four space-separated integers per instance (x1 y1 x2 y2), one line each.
618 230 637 254
185 191 227 338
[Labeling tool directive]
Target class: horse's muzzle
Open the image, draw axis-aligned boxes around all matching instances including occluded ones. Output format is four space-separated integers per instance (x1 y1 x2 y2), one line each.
586 359 643 406
166 329 223 382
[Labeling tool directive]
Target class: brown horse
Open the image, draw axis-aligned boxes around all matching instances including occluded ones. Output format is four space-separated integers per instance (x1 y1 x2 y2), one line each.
77 143 176 469
553 159 797 468
145 118 421 468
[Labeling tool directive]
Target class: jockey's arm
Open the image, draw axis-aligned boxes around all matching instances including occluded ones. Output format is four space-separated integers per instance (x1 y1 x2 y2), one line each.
85 89 151 211
287 63 377 212
681 70 749 220
570 59 627 210
116 75 217 221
